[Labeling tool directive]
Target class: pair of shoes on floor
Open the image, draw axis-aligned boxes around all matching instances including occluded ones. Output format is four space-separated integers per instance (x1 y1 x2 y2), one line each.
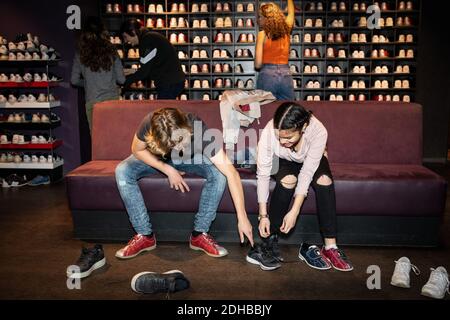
246 237 353 272
115 233 228 260
391 257 449 299
67 244 106 279
299 243 353 271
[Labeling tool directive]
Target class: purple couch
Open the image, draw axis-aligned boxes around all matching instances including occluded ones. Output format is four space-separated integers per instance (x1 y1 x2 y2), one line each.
66 100 447 246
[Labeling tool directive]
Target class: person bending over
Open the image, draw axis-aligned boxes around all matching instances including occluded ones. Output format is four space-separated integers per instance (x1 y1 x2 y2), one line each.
120 18 185 99
251 102 353 271
115 107 254 259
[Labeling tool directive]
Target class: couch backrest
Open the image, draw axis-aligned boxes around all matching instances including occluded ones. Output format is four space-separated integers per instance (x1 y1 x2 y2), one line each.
92 100 423 164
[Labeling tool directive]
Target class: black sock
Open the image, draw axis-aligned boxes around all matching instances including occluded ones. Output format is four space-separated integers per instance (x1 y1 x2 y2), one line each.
192 230 203 237
143 232 153 238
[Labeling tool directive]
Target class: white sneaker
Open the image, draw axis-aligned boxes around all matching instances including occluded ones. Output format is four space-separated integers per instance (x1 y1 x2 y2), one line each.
390 257 420 288
421 267 449 299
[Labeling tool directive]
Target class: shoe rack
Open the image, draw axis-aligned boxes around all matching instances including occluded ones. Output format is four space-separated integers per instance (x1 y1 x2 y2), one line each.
101 0 258 100
0 51 64 182
101 0 420 102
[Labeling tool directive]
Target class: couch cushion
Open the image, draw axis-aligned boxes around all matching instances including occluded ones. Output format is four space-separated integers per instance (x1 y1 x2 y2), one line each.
92 101 422 165
66 161 445 217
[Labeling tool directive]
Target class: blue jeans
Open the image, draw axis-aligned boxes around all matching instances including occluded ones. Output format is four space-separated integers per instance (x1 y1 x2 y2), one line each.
115 154 227 235
256 64 295 100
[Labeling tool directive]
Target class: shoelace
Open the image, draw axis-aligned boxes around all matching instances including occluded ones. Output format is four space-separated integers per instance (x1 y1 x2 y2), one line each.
203 234 218 247
428 268 450 294
394 260 421 276
126 234 142 248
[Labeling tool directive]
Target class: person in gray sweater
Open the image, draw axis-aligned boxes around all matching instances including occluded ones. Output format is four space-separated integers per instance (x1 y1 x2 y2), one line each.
71 17 125 131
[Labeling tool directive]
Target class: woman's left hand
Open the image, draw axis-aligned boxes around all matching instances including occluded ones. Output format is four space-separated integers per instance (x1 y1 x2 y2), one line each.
280 209 299 234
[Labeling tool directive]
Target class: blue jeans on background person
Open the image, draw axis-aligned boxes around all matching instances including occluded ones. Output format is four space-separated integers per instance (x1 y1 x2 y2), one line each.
256 64 295 100
115 154 227 235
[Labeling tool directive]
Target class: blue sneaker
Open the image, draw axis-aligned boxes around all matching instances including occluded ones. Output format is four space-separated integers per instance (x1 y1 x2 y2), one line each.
28 175 50 186
298 243 332 270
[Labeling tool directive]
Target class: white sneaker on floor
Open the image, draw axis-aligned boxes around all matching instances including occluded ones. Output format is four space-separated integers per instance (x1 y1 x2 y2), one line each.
421 267 449 299
390 257 420 288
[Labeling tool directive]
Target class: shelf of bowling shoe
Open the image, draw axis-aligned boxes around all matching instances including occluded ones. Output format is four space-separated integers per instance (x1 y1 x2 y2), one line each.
0 101 61 109
0 159 64 169
0 120 61 130
211 88 236 91
127 87 156 91
0 81 62 88
344 73 412 77
347 57 415 61
0 140 63 150
0 59 61 67
232 12 257 16
189 88 213 91
325 11 352 15
211 43 234 46
345 88 416 91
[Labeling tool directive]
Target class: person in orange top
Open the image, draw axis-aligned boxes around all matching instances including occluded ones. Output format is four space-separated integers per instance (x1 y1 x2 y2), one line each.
255 0 296 100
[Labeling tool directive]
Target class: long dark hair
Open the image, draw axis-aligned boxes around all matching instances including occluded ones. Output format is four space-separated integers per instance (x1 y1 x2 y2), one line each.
78 17 117 72
273 102 313 131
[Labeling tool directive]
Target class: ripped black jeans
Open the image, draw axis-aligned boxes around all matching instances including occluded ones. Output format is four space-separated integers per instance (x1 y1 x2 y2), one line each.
269 156 337 238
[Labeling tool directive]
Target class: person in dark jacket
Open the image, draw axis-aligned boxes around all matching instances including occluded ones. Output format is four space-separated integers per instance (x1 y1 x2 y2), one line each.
120 19 185 99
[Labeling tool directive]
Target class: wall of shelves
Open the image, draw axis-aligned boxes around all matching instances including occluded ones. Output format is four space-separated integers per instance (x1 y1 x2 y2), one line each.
100 0 420 101
0 50 64 181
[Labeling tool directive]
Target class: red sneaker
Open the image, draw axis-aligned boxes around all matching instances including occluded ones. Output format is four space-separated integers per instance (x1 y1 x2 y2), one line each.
189 233 228 257
321 247 354 272
115 234 156 259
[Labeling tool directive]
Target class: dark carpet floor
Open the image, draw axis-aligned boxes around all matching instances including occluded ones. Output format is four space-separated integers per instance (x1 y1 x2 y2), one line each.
0 164 449 300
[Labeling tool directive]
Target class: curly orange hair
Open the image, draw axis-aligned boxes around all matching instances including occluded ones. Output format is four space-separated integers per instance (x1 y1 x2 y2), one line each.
259 2 291 40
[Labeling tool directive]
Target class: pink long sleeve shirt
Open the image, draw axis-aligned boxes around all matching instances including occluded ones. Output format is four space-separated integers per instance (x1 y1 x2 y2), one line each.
256 116 328 203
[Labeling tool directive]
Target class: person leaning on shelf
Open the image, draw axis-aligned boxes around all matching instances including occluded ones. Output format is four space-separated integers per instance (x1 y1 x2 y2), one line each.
120 18 185 99
71 16 125 132
255 0 296 100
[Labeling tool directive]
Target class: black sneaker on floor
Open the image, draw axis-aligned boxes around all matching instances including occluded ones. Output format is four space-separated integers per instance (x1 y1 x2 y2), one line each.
262 233 283 262
246 244 281 271
67 244 106 279
131 270 190 294
3 174 29 188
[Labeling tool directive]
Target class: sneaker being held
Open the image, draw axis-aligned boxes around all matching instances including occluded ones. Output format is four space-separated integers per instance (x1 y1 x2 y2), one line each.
246 243 281 271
